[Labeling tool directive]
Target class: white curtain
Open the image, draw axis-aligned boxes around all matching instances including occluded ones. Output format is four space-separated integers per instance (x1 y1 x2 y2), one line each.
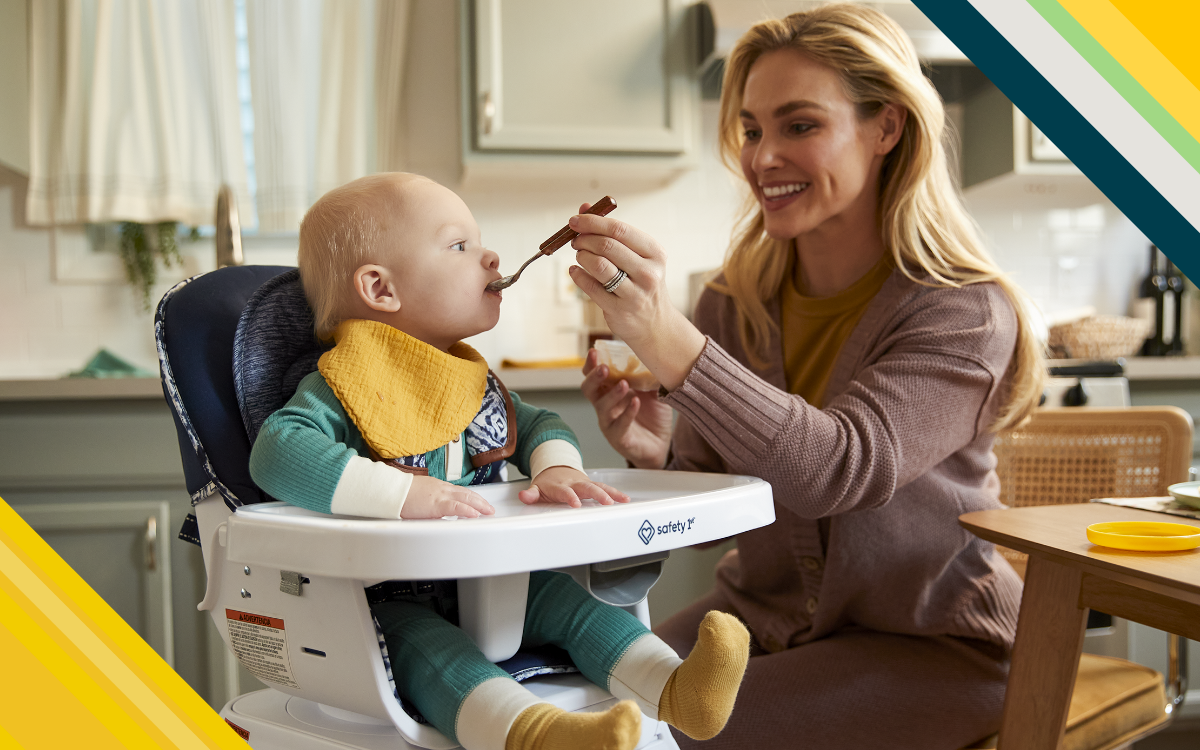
247 0 409 233
243 0 322 233
374 0 410 175
27 0 254 227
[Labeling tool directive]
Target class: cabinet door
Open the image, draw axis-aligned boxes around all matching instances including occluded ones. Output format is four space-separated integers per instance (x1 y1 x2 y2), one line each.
470 0 695 154
12 501 175 666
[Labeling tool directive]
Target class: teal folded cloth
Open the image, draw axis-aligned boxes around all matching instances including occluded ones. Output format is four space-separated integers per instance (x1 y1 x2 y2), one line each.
68 349 156 379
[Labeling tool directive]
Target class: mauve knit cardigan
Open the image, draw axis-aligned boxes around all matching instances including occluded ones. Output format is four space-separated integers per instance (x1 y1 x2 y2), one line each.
662 269 1024 654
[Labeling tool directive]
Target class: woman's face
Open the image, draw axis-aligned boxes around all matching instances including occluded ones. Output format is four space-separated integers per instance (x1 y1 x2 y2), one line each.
738 49 898 241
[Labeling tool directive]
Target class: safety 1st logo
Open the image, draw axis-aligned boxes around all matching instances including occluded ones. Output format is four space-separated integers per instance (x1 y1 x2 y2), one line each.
639 517 695 545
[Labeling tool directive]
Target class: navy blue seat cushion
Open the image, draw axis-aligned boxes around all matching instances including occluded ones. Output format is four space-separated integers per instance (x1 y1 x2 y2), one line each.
156 266 294 507
233 269 331 444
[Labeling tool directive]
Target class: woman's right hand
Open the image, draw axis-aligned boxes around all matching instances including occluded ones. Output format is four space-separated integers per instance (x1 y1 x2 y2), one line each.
581 348 673 469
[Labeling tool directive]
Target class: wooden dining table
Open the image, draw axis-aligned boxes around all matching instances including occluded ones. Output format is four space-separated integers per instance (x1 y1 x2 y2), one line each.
959 503 1200 750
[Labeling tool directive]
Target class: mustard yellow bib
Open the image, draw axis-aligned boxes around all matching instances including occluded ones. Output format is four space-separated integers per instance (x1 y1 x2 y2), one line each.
318 319 489 459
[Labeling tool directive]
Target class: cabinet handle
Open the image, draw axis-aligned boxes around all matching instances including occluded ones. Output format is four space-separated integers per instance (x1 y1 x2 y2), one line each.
144 516 157 572
481 92 495 135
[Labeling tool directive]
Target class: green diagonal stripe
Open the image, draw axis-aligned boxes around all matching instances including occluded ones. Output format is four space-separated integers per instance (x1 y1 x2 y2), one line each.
1026 0 1200 175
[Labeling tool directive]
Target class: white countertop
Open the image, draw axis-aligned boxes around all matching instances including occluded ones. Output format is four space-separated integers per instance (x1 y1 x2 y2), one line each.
0 377 167 401
0 367 587 402
1121 357 1200 381
3 357 1196 402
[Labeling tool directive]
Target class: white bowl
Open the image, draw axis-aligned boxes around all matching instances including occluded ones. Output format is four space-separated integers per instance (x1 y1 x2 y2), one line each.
1167 481 1200 509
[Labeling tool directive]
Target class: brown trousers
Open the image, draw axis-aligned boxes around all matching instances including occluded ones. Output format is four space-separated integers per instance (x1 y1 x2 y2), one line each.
654 590 1009 750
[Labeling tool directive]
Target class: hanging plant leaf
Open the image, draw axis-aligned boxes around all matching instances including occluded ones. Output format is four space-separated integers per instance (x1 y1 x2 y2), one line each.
118 221 190 310
157 221 183 268
119 222 154 309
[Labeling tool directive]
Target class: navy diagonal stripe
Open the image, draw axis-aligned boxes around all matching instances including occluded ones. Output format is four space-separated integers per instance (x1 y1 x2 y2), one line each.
913 0 1200 277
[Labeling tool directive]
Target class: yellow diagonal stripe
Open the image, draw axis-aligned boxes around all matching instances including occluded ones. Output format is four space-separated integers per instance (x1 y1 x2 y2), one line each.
1108 0 1199 88
0 513 199 725
0 499 245 748
0 540 207 748
0 583 149 748
1060 0 1200 143
0 714 31 750
0 499 242 746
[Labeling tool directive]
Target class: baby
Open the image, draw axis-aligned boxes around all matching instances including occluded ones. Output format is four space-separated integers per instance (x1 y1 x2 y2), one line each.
248 173 749 750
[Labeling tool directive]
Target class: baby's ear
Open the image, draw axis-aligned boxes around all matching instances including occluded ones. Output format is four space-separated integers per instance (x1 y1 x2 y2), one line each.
353 264 402 313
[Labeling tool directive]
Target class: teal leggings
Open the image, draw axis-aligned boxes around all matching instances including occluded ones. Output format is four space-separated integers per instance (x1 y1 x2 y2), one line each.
372 571 649 742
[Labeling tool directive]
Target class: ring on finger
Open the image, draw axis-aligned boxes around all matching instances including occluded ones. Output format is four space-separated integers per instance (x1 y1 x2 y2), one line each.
603 268 628 294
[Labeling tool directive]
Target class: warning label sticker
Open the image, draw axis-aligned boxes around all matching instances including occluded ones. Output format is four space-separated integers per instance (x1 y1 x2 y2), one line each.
226 609 299 688
225 719 250 741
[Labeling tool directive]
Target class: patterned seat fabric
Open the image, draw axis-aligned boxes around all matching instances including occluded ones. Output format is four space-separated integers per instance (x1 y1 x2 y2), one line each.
232 268 332 444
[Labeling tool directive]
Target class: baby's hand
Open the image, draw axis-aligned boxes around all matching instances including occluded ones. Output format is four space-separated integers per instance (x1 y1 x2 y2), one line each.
402 475 495 519
519 466 631 507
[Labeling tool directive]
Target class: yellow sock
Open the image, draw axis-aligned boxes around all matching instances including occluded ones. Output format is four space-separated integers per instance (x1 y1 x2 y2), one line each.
658 610 750 740
505 699 641 750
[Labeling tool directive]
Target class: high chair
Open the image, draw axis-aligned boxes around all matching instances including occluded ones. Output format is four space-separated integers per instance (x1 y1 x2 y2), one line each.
156 266 775 750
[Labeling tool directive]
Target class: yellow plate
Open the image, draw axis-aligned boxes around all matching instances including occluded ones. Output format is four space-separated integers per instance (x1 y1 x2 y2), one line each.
1086 521 1200 551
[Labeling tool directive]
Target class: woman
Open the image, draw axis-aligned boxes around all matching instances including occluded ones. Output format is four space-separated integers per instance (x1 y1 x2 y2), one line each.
566 5 1042 749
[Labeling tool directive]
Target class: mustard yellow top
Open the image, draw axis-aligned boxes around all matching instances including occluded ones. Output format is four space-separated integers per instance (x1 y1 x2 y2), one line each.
780 255 892 407
317 319 489 459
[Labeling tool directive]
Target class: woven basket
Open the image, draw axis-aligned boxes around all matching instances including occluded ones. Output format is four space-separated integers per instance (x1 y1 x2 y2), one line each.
1047 315 1149 360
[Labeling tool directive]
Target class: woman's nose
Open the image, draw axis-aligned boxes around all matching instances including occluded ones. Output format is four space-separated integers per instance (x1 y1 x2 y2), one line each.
751 135 783 173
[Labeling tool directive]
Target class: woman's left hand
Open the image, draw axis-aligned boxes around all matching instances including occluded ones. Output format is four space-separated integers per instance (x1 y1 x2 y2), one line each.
568 206 707 391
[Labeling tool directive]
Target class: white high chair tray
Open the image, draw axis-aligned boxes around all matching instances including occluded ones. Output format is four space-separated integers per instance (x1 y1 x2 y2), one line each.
226 469 773 580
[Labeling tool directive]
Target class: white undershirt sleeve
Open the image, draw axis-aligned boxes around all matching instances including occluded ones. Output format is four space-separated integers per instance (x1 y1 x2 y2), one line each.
329 455 414 518
528 439 585 479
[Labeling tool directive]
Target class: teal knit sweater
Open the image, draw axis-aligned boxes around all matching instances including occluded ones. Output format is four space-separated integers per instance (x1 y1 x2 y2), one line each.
249 370 580 514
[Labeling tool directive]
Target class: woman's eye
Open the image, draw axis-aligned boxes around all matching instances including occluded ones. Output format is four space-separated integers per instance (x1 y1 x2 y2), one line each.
451 241 466 252
742 128 761 142
789 122 813 135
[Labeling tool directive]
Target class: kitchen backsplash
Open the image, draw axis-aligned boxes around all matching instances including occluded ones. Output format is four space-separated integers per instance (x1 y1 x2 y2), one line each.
0 102 1158 379
970 199 1153 324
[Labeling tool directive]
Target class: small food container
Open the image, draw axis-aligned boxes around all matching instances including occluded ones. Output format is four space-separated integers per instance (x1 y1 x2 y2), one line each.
594 339 659 391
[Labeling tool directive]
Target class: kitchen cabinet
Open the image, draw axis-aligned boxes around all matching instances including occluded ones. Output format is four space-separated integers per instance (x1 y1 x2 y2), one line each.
0 385 220 707
8 499 175 665
959 81 1110 211
962 81 1078 188
459 0 701 186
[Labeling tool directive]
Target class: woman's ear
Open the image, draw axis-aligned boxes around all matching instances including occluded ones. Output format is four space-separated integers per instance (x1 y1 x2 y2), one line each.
875 103 907 155
353 264 402 313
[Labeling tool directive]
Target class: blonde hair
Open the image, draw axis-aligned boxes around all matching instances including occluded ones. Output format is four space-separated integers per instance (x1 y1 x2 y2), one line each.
713 3 1043 430
298 174 410 338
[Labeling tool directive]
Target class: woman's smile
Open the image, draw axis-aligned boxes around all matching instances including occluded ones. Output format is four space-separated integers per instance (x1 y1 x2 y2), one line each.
760 181 810 210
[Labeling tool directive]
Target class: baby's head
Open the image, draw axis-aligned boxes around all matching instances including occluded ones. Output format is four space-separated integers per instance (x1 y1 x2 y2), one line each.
298 173 503 351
